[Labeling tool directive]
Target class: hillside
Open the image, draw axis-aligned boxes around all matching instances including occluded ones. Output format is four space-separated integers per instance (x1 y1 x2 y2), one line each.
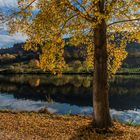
123 42 140 68
0 43 39 67
0 42 140 74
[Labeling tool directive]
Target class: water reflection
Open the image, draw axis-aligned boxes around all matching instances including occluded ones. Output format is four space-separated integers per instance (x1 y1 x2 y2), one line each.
0 74 140 124
0 75 93 106
1 75 140 110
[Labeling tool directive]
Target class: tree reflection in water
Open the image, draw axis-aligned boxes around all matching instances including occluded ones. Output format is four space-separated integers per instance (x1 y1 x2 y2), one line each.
0 75 140 111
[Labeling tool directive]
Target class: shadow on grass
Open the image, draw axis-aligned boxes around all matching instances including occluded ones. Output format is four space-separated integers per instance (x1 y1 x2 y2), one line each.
70 123 124 140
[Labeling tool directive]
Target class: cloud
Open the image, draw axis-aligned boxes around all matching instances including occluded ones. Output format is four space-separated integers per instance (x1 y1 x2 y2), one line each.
0 23 27 48
0 93 140 125
0 0 27 48
0 0 18 8
0 32 27 48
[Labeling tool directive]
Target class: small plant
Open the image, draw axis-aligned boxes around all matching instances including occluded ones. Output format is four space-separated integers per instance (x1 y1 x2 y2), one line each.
126 119 134 126
66 110 72 115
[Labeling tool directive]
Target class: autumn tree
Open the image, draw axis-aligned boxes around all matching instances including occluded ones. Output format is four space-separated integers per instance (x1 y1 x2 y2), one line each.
9 0 140 128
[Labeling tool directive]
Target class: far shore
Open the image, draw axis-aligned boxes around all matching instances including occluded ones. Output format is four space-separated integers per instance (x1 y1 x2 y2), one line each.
0 70 140 75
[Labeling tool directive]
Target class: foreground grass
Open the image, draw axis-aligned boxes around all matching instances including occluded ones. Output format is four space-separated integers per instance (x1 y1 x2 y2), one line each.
0 111 140 140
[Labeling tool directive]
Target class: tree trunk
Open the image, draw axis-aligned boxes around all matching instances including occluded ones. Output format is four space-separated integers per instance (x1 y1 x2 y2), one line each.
93 19 112 129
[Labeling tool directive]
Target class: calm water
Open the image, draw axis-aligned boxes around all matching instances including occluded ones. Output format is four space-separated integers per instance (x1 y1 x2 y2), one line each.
0 74 140 124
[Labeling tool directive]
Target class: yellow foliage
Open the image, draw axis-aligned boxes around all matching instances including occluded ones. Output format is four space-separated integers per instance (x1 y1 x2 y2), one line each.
85 44 127 76
8 0 140 75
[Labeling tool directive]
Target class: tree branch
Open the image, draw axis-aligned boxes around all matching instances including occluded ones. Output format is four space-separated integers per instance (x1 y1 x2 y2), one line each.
61 14 77 31
53 14 77 41
65 0 96 22
1 0 37 24
108 18 140 27
75 0 91 17
105 0 118 14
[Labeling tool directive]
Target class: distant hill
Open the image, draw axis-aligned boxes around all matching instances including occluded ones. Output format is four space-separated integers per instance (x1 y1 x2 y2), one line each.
123 42 140 68
0 43 39 67
0 42 140 69
0 43 28 54
0 42 86 63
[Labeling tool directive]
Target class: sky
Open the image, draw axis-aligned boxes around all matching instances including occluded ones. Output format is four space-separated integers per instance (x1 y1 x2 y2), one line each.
0 0 27 48
0 0 17 8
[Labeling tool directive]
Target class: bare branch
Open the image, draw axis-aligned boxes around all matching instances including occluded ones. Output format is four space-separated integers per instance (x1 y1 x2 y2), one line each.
61 14 77 31
108 18 140 27
75 0 91 17
0 0 37 24
65 0 96 22
105 0 118 14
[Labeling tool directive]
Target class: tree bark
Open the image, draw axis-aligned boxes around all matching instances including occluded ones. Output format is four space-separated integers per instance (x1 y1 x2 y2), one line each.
93 19 112 128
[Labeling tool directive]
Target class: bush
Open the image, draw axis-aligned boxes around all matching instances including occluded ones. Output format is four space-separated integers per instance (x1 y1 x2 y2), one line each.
29 59 40 68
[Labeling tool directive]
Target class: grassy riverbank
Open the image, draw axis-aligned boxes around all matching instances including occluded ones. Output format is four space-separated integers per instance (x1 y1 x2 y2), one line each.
0 111 140 140
2 66 140 75
1 60 140 75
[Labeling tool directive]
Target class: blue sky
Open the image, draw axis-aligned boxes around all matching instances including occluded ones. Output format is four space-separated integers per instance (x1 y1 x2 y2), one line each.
0 0 17 8
0 0 81 49
0 0 27 48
